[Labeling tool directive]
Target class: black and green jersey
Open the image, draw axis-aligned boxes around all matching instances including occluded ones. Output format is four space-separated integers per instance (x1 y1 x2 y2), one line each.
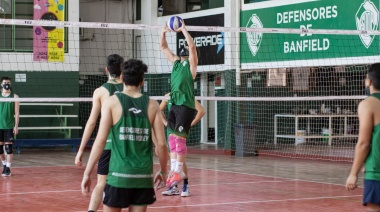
107 92 153 188
0 92 15 129
170 59 195 109
365 93 380 181
101 82 123 150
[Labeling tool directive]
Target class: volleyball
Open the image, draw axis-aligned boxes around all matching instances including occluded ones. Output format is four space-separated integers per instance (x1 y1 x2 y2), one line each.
167 16 183 31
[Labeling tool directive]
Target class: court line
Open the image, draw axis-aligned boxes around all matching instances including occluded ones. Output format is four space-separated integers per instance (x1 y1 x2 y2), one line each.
12 164 359 188
184 165 361 188
182 179 296 187
11 165 81 169
148 194 362 209
78 194 362 211
0 180 293 196
0 189 81 196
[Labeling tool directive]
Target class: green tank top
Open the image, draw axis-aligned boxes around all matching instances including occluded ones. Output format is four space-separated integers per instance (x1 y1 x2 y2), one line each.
107 92 153 188
170 59 195 109
101 82 123 96
365 93 380 180
0 92 15 129
101 82 123 150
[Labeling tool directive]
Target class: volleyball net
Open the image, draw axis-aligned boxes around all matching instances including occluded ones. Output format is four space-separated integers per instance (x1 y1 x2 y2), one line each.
0 18 375 161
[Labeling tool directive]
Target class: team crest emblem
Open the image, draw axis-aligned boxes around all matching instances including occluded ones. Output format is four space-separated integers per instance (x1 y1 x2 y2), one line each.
246 14 263 56
356 0 379 48
129 107 142 114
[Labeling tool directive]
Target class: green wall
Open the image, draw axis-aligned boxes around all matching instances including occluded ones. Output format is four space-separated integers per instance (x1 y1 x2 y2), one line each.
0 71 80 139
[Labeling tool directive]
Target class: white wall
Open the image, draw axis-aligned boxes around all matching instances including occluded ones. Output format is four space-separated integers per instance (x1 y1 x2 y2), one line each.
0 1 80 72
79 0 133 75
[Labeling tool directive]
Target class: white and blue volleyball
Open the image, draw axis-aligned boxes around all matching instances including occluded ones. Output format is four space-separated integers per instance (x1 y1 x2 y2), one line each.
167 16 183 31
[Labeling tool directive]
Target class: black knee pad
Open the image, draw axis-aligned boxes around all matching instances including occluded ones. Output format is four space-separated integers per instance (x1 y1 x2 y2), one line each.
5 144 12 154
0 145 3 154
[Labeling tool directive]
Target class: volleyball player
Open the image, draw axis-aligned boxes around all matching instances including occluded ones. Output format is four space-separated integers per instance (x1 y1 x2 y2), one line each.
160 19 198 187
81 59 168 212
159 92 205 196
346 63 380 210
0 77 19 177
75 54 124 212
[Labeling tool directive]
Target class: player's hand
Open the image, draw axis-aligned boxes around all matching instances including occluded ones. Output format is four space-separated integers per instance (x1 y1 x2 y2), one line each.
75 151 83 166
154 147 159 156
346 174 358 191
162 23 171 33
175 19 186 32
13 126 18 135
154 171 167 190
81 174 91 196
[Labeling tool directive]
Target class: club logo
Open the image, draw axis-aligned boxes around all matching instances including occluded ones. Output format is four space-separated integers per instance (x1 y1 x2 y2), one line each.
246 14 263 56
129 108 142 114
356 0 379 48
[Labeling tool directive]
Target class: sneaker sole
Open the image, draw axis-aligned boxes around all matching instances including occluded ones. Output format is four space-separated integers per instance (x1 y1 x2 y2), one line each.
181 193 190 197
162 192 180 196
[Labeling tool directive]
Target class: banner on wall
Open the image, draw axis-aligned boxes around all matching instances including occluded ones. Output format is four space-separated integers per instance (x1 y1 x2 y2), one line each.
177 14 224 66
240 0 380 65
33 0 65 62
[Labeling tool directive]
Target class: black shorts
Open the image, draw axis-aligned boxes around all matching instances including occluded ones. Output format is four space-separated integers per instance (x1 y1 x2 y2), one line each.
0 129 14 143
167 105 197 138
103 184 156 208
363 179 380 206
97 150 110 175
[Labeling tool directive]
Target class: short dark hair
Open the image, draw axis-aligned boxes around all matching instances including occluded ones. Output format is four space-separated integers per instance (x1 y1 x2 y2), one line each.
122 59 148 87
1 76 11 82
368 63 380 90
107 54 124 77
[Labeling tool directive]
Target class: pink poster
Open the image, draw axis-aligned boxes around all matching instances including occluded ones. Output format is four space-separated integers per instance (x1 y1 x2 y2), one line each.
33 0 65 62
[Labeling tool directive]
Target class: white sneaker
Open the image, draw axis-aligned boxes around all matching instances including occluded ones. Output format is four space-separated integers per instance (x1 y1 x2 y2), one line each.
181 184 190 197
161 186 180 196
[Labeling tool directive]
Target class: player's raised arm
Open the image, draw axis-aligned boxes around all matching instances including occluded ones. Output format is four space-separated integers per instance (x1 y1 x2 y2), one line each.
178 20 197 79
160 24 179 64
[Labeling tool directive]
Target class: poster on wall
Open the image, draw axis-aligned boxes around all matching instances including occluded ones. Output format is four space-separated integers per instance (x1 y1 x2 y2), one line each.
33 0 65 62
177 14 224 66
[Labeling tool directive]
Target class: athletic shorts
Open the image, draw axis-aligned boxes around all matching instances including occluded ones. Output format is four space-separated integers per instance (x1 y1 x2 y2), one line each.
0 129 14 143
363 179 380 206
167 105 197 138
97 150 111 175
103 184 156 208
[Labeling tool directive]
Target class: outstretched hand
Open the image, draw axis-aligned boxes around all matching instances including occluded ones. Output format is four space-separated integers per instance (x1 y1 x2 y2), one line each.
175 19 186 33
162 23 171 33
154 171 167 190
